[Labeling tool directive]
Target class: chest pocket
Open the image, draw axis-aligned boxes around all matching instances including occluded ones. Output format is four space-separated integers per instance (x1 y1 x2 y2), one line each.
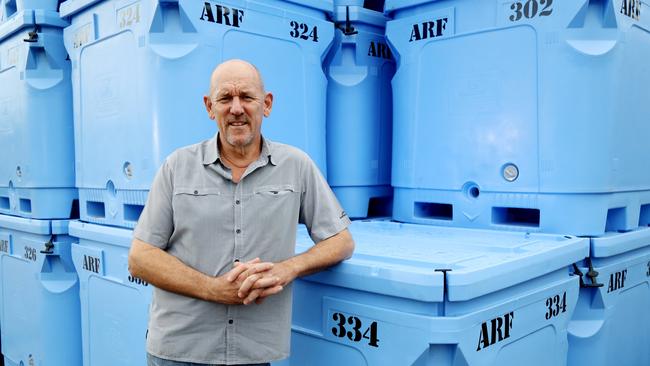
251 184 300 217
172 187 225 226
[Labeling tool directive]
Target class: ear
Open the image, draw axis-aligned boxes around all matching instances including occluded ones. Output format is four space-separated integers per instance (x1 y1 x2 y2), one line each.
263 92 273 117
203 95 214 120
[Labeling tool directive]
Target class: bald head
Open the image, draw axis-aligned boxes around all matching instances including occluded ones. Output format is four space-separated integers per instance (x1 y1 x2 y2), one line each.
209 59 265 98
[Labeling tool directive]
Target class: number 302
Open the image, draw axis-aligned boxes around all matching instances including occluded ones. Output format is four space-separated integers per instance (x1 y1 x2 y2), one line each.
331 312 380 348
510 0 553 22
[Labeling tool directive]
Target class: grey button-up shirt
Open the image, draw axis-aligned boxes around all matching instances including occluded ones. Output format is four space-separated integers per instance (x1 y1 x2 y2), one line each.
133 135 350 365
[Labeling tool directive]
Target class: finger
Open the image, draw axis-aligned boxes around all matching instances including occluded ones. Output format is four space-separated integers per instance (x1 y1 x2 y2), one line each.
243 288 261 305
251 276 280 289
244 257 260 264
226 262 252 282
236 262 274 283
259 285 283 298
238 273 262 297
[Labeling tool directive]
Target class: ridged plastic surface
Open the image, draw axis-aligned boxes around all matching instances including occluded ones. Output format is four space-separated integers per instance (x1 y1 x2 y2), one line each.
568 227 650 366
0 215 81 366
387 0 650 236
61 0 334 228
69 221 151 366
0 10 76 219
325 6 394 218
278 221 589 366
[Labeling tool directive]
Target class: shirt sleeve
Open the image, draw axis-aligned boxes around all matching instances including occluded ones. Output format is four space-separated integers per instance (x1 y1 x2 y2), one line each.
133 156 175 249
299 155 351 244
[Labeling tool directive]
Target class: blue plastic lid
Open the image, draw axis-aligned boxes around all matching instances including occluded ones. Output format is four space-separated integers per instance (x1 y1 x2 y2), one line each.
590 227 650 258
297 221 588 302
333 5 387 27
0 214 68 235
0 9 67 42
68 220 134 248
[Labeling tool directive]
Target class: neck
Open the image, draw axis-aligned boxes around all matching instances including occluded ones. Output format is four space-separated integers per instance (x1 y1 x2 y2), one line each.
218 135 262 169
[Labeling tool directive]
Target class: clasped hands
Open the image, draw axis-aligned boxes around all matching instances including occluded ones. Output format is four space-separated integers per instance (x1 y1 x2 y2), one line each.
219 258 294 305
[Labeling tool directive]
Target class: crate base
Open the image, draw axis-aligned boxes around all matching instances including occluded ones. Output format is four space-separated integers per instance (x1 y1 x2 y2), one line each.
332 185 392 219
79 188 148 229
393 188 650 236
0 187 77 219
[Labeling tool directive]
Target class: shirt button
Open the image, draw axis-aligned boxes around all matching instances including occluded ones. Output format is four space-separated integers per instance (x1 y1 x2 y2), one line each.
194 190 198 195
236 229 241 234
235 200 240 205
228 319 234 324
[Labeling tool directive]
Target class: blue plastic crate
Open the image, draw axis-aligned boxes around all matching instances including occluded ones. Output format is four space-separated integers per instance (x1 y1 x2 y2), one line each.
68 221 151 366
0 0 61 23
275 221 589 366
385 0 650 236
0 10 77 219
325 6 394 218
0 215 82 366
60 0 334 228
567 227 650 366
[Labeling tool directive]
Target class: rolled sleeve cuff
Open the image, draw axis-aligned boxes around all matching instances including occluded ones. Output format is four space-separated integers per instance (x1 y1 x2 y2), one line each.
310 215 351 244
133 225 169 249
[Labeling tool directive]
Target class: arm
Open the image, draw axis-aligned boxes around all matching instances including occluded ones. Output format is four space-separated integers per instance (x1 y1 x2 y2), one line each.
237 229 354 304
128 238 281 304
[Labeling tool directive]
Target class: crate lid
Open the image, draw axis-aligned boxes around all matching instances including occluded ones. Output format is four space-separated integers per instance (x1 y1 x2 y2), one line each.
590 227 650 258
68 220 133 248
0 9 67 42
383 0 432 15
0 214 70 235
297 221 588 302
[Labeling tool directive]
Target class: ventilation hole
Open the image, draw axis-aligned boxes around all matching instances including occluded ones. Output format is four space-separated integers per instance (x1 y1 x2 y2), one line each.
414 202 453 220
69 199 80 219
19 199 31 213
124 204 144 222
605 207 626 232
0 197 9 209
492 207 540 227
639 204 650 227
469 186 480 198
367 196 392 218
86 201 106 218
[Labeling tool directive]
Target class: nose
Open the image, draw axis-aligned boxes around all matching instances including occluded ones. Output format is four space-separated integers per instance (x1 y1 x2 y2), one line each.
230 96 244 115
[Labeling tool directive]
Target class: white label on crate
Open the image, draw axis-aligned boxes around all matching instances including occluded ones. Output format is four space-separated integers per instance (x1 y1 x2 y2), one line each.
6 44 19 66
200 2 244 28
329 310 380 348
621 0 641 20
607 269 628 293
73 23 93 49
118 2 141 30
544 291 567 320
476 311 514 351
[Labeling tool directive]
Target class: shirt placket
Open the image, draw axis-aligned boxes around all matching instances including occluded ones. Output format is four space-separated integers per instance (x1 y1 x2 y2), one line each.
226 179 243 364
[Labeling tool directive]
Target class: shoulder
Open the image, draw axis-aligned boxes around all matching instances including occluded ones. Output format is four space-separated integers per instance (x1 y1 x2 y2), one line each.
164 139 211 172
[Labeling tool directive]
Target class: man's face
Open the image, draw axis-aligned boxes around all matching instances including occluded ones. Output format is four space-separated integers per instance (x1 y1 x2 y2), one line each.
204 62 272 149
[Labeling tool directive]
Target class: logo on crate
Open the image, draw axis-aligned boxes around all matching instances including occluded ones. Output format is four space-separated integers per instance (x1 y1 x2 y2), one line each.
368 41 392 60
476 311 514 351
82 254 101 274
409 18 448 42
200 2 244 28
621 0 641 20
606 269 627 293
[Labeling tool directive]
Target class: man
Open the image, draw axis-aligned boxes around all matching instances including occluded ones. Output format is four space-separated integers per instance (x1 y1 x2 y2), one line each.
128 59 354 366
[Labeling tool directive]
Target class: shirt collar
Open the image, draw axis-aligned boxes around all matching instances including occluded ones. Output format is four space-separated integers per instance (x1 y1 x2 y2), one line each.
202 134 276 166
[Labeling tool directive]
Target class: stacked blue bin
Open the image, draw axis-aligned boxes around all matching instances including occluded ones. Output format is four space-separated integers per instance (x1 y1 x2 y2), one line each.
325 3 394 218
0 2 81 365
59 0 336 364
386 0 650 237
0 216 81 366
61 0 334 229
278 221 589 366
382 0 650 365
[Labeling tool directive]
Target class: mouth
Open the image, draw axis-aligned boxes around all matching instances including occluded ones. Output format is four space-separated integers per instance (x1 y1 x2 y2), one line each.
228 121 248 127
